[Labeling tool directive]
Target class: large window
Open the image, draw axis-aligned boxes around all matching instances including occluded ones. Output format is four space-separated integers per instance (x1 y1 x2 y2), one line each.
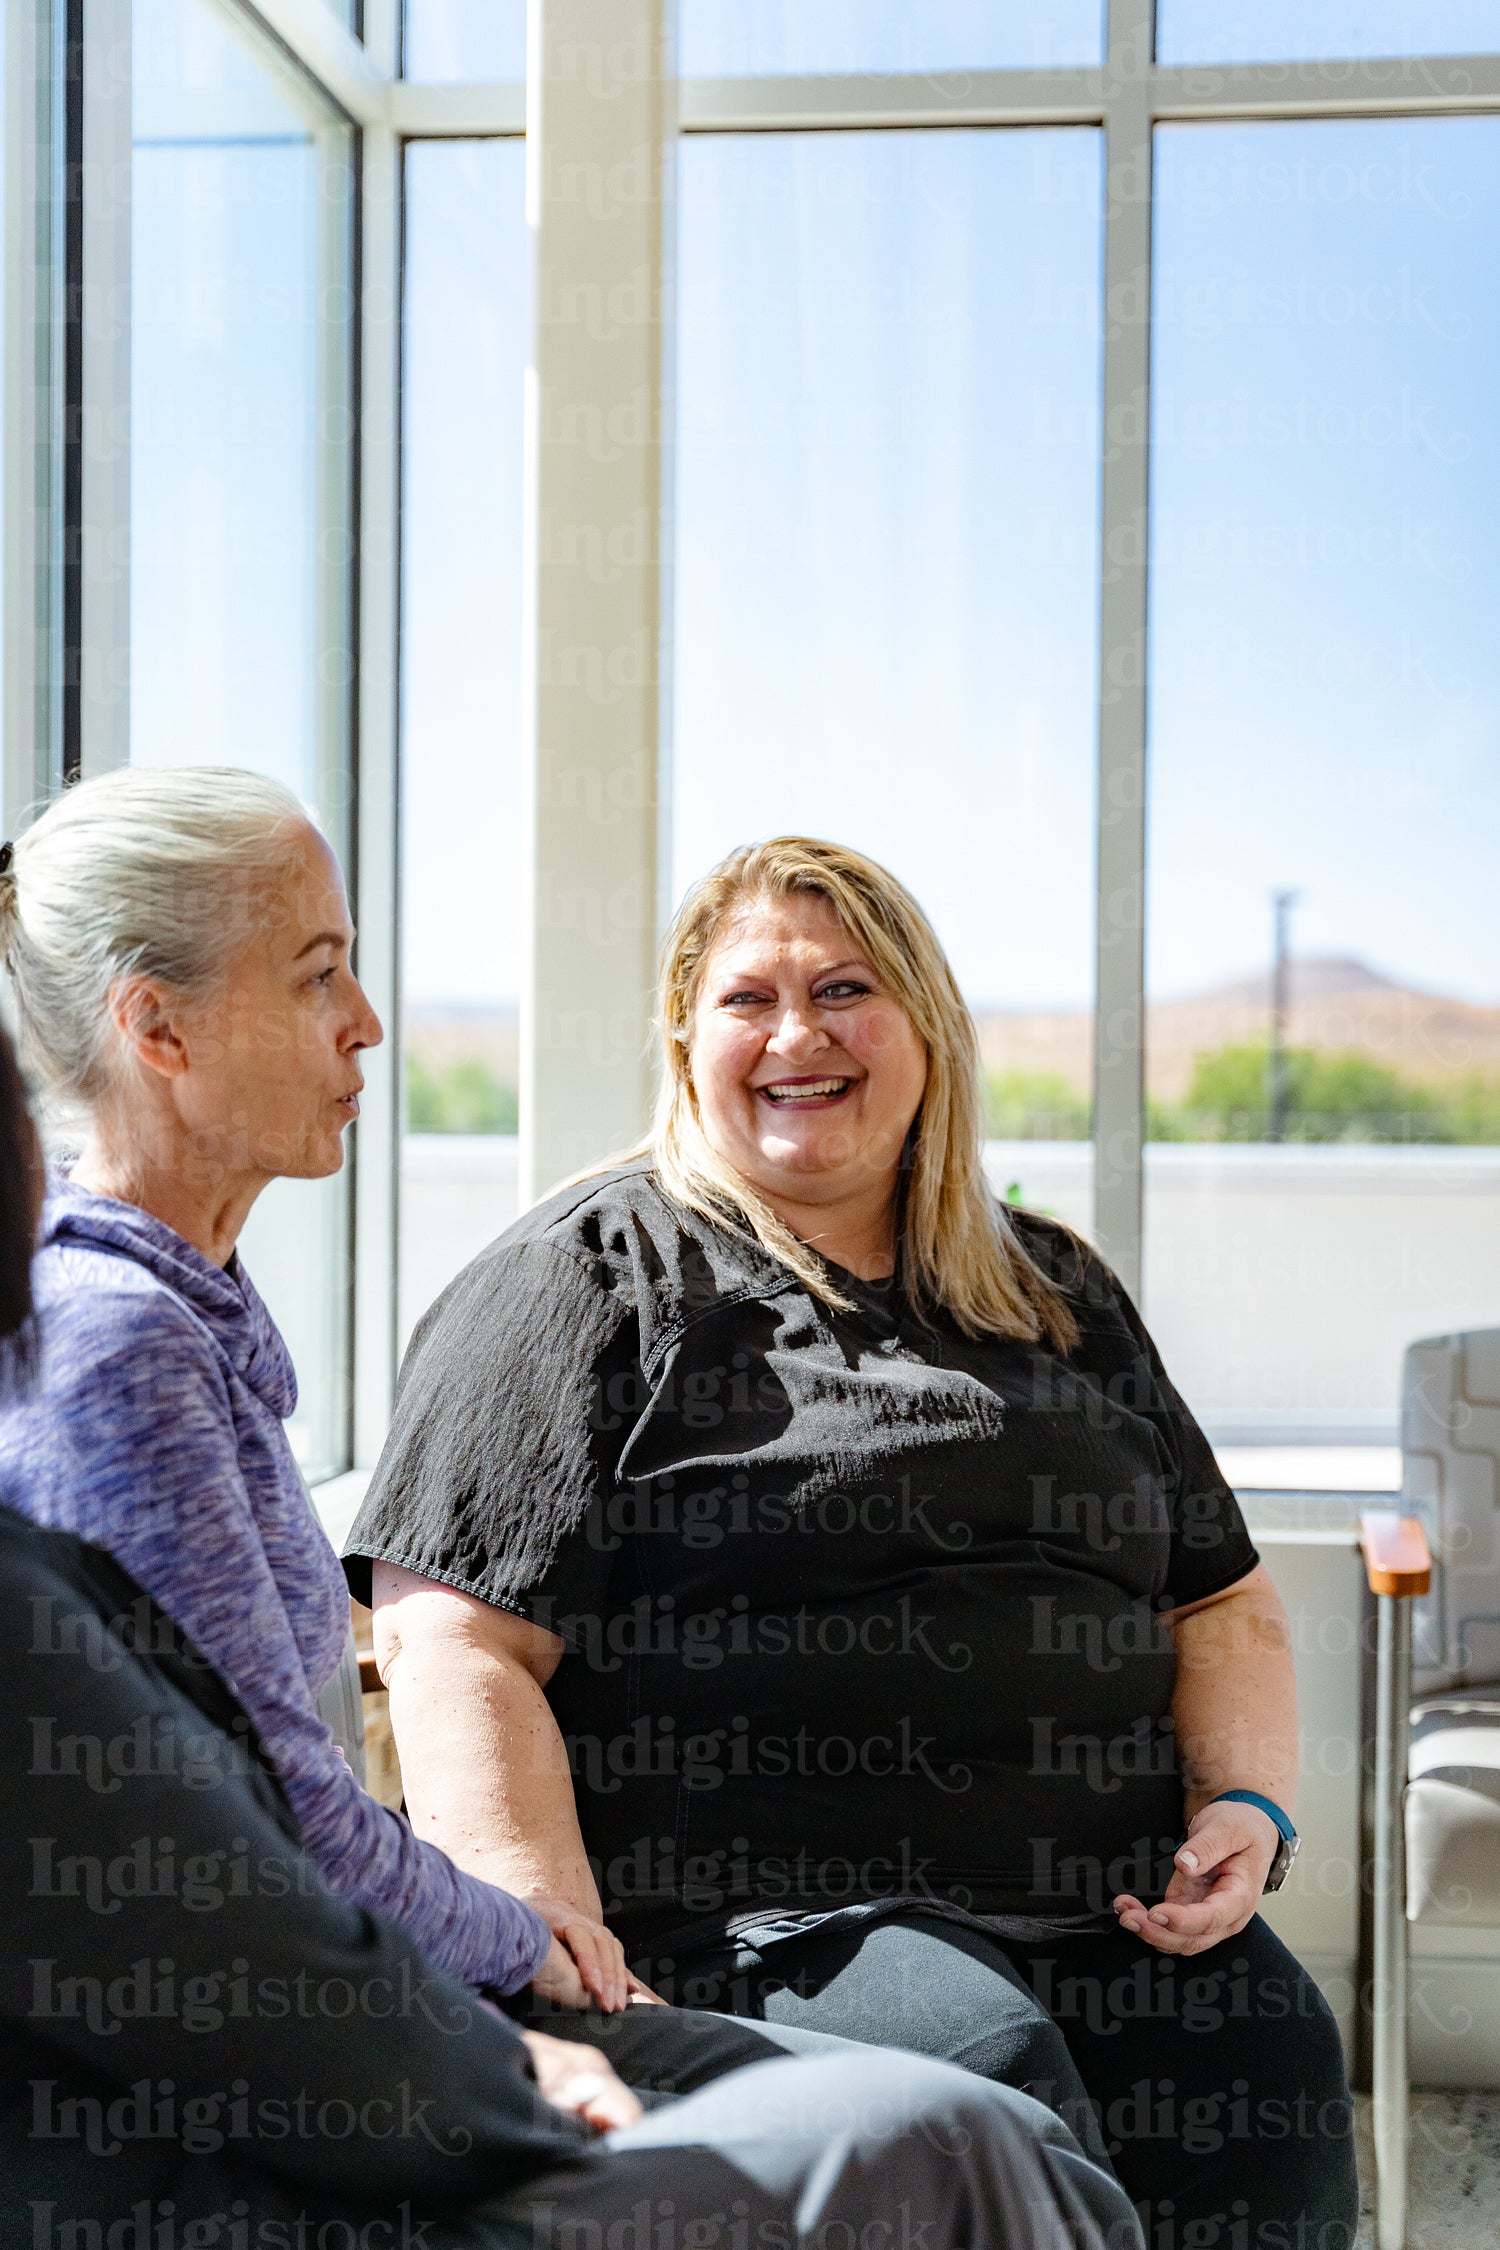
1144 118 1500 1463
398 138 527 1346
131 0 356 1477
675 126 1103 1234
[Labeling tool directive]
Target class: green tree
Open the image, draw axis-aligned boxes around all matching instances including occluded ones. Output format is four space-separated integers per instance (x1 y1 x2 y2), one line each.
1165 1042 1455 1144
983 1070 1091 1141
1444 1073 1500 1144
405 1056 519 1135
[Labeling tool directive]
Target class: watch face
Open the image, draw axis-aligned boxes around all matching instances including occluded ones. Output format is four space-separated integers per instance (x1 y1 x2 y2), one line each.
1264 1834 1300 1894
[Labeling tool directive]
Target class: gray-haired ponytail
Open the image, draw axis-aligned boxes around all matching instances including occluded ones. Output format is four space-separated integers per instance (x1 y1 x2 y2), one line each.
2 766 312 1119
0 841 19 970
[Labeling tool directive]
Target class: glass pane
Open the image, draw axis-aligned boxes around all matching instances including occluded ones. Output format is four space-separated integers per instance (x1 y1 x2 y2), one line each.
675 130 1102 1228
131 0 357 1479
403 0 525 80
1146 118 1500 1463
683 1 1103 74
399 141 528 1348
132 0 354 807
1158 2 1500 65
0 0 68 803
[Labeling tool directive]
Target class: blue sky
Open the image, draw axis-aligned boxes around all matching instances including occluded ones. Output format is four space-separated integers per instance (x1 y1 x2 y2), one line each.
131 0 327 804
673 128 1102 1014
400 141 528 1011
1149 116 1500 1005
1158 3 1500 66
403 0 525 80
680 2 1103 73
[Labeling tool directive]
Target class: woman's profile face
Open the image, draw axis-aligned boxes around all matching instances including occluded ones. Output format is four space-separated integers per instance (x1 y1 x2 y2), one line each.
689 889 928 1220
157 822 383 1185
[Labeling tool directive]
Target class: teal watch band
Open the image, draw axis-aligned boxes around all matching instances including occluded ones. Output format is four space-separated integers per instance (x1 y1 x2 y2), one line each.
1207 1788 1296 1842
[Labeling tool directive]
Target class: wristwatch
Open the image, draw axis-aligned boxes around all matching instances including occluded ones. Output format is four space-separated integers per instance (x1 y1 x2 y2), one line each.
1207 1789 1300 1892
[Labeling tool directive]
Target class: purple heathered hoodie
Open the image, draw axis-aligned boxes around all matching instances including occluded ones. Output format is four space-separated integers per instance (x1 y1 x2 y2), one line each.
0 1177 551 1993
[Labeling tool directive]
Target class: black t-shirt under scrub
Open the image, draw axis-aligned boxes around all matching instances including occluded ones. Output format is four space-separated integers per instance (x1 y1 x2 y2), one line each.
344 1164 1258 1952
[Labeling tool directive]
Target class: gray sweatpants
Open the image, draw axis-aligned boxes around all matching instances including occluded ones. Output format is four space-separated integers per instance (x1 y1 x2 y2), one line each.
482 2049 1144 2250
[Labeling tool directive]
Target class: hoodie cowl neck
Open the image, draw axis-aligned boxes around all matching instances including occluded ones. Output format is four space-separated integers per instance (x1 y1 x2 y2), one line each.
42 1176 298 1421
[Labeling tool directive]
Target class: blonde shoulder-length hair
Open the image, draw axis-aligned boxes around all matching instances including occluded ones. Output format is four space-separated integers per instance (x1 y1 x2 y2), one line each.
599 837 1079 1356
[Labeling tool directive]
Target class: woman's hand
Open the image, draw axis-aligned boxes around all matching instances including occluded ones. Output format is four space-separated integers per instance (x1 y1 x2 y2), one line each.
521 2029 643 2132
526 1896 665 2012
1113 1799 1280 1956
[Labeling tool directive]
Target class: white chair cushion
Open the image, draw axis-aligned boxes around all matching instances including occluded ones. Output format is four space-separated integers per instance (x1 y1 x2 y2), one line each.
1406 1779 1500 1925
1405 1699 1500 1924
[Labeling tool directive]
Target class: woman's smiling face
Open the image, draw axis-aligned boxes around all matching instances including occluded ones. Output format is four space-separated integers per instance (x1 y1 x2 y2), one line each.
689 889 928 1221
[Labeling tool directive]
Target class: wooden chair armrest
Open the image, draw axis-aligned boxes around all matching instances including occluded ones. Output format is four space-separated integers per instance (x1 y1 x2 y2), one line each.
350 1596 382 1695
1358 1509 1433 1599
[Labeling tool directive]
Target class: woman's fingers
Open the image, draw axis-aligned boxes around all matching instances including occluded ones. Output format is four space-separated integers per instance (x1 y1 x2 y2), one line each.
529 1936 593 2008
521 2030 644 2131
1112 1867 1258 1955
626 1971 667 2005
559 1922 620 2011
523 1894 632 2012
564 1916 633 2012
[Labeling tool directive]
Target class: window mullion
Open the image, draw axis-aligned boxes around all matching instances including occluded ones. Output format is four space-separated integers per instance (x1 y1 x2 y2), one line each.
520 0 672 1207
1092 0 1154 1296
352 109 402 1461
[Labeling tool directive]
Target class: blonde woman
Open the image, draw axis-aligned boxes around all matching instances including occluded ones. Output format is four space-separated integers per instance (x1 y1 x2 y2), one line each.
352 838 1355 2243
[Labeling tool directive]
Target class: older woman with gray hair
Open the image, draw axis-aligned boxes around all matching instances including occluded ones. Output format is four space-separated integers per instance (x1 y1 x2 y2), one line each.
0 768 618 2007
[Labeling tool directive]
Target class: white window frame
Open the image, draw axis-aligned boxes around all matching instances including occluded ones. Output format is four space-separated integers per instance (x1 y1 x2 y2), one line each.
5 0 1498 1467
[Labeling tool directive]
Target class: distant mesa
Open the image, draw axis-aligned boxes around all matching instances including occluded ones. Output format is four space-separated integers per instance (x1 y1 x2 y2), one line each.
973 957 1500 1103
1167 955 1401 1009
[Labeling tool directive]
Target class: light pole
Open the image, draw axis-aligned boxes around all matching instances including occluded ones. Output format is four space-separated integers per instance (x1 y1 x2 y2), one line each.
1267 889 1299 1142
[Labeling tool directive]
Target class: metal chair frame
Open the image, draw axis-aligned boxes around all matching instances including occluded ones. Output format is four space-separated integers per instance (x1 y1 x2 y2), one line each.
1359 1509 1433 2250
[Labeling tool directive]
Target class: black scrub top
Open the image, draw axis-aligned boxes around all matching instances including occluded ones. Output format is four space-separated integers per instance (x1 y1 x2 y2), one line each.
345 1163 1258 1952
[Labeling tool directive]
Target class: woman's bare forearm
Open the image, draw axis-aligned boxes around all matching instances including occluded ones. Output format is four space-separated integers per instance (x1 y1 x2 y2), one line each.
1168 1563 1299 1820
374 1574 603 1916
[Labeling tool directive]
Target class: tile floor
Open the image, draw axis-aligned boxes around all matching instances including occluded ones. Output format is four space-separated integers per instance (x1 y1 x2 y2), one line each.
1354 2092 1500 2247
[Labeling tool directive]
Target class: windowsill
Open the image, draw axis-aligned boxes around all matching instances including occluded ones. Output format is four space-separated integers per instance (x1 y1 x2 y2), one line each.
1213 1444 1401 1495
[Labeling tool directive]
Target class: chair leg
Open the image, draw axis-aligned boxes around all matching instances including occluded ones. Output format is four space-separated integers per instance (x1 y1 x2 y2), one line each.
1371 1592 1412 2250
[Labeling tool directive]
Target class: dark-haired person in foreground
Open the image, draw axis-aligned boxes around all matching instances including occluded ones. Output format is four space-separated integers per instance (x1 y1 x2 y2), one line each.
0 1021 1141 2247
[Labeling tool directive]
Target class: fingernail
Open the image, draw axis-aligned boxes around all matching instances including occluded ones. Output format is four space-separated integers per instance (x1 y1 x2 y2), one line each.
1150 1908 1171 1924
1122 1917 1144 1933
1178 1850 1199 1870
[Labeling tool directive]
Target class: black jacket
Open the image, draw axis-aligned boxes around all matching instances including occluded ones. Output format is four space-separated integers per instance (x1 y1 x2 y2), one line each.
0 1501 590 2242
